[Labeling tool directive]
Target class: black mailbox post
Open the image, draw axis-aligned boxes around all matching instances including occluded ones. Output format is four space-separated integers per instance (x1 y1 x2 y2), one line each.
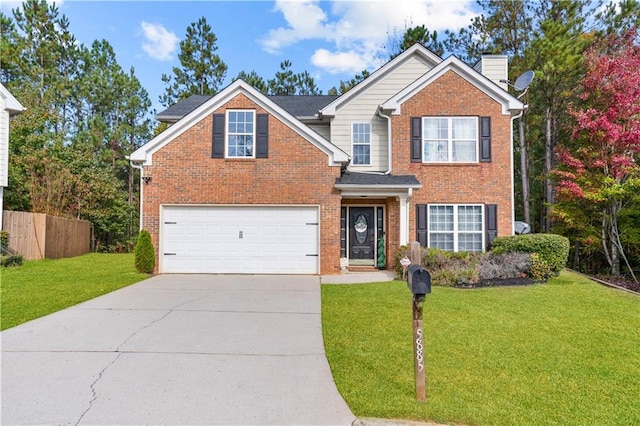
407 265 431 302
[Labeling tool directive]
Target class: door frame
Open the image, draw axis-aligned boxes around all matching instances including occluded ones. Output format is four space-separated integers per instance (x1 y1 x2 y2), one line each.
343 204 385 266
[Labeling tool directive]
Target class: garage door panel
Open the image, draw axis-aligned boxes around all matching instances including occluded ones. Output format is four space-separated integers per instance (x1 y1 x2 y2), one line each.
161 206 319 274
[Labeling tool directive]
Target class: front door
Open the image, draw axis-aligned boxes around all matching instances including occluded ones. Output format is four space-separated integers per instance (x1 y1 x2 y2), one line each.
349 207 375 265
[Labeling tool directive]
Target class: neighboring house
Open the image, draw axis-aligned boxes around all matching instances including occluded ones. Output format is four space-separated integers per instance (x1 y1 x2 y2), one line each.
0 83 25 231
130 45 524 275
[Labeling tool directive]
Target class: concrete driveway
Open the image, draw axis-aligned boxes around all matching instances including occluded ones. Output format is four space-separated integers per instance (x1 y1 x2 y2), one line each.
1 274 355 425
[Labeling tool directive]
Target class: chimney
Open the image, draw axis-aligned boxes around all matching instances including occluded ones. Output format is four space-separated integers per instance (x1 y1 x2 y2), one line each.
474 54 508 91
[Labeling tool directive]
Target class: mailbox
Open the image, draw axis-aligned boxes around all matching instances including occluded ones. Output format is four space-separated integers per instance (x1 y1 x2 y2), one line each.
407 265 431 301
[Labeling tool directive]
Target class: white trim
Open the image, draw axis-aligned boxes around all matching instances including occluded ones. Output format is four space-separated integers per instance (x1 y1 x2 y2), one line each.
344 204 385 265
350 122 372 166
130 79 349 166
381 56 525 116
422 116 479 163
399 196 409 245
225 109 256 159
320 44 442 117
159 204 321 274
0 83 25 115
426 204 485 252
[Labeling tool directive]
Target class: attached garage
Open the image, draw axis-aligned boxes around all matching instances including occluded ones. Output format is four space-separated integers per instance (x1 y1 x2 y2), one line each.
160 205 319 274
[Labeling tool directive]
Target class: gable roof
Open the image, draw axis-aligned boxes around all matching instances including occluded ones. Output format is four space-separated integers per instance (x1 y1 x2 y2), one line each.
0 83 25 115
380 55 525 115
319 44 443 117
157 94 339 123
268 95 338 119
130 79 349 166
156 95 211 122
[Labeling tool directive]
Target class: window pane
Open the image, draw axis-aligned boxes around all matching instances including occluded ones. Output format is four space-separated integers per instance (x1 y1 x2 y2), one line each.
458 205 482 231
458 233 482 252
452 140 476 162
452 118 476 139
424 118 448 139
424 141 448 162
352 123 370 164
227 111 254 157
429 206 453 231
352 145 370 165
430 233 454 251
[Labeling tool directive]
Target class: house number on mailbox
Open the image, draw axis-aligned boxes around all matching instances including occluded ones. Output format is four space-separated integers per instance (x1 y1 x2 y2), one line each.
415 328 424 372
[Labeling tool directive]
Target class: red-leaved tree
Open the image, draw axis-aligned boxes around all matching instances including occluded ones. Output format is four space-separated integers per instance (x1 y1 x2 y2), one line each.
554 29 640 280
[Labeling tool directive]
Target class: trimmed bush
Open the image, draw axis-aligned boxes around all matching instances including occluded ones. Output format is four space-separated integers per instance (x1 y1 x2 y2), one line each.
1 253 23 268
0 230 9 249
490 233 569 276
134 230 155 274
394 246 535 287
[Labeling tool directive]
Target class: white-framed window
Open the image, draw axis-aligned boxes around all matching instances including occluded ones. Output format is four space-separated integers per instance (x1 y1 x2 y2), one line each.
423 117 478 163
351 122 371 165
227 110 255 158
428 204 483 252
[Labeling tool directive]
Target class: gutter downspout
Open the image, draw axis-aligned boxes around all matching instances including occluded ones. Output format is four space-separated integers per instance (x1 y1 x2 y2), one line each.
128 157 144 232
377 107 393 175
510 108 525 236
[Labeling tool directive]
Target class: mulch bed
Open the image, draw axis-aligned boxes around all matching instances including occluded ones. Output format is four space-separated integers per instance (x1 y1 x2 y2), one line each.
594 275 640 293
454 277 542 289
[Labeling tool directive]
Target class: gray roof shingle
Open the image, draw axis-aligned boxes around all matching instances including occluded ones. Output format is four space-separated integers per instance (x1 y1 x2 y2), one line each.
335 172 421 187
268 95 338 117
156 94 339 122
156 95 212 121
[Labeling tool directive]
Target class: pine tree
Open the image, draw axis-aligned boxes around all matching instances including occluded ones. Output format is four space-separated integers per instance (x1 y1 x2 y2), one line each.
160 17 227 107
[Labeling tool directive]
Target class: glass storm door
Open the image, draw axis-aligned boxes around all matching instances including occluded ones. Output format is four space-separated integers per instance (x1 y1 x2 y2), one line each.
349 207 375 264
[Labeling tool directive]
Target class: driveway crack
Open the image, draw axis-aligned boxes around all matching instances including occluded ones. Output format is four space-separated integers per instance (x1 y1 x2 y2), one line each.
74 294 210 424
75 352 121 425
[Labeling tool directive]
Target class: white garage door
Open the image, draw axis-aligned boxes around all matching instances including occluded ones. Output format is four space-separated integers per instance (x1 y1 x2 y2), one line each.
161 206 319 274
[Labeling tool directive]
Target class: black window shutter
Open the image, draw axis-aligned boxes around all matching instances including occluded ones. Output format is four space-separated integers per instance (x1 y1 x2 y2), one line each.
212 113 225 158
416 204 428 247
256 113 268 158
485 204 498 249
480 116 491 162
410 117 422 163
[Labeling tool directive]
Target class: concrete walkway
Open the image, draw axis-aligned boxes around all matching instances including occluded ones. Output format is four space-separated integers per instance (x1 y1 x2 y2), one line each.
1 275 355 425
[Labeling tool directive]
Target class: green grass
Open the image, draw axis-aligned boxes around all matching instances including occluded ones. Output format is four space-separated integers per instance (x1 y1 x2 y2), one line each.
322 270 640 426
1 253 149 330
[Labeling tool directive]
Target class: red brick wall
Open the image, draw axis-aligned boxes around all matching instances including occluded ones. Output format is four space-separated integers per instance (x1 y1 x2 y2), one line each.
392 70 514 243
142 93 343 274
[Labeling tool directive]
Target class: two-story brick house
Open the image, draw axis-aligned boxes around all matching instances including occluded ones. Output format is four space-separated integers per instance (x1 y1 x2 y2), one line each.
129 45 524 274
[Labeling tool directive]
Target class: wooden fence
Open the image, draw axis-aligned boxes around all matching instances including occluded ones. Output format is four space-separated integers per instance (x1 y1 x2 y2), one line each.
2 211 91 260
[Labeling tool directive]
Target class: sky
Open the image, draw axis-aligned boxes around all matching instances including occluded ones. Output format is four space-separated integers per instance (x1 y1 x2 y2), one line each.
1 0 481 113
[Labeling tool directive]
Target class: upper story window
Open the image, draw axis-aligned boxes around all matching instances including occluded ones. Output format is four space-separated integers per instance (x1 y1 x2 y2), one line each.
423 117 478 163
351 122 371 165
227 110 255 158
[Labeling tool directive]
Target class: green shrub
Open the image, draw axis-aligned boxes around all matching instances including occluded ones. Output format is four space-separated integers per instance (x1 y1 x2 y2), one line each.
134 230 155 274
0 230 9 250
1 253 24 268
394 246 536 287
490 233 569 276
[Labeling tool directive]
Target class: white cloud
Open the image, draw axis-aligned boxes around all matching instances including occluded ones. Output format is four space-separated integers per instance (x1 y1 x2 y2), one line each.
311 49 368 74
140 21 178 61
261 0 478 75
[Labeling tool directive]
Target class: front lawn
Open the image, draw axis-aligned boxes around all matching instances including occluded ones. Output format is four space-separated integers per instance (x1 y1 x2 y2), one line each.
322 270 640 426
1 253 148 330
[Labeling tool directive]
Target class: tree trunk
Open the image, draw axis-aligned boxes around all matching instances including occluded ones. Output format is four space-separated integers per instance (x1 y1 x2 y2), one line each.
611 239 620 276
